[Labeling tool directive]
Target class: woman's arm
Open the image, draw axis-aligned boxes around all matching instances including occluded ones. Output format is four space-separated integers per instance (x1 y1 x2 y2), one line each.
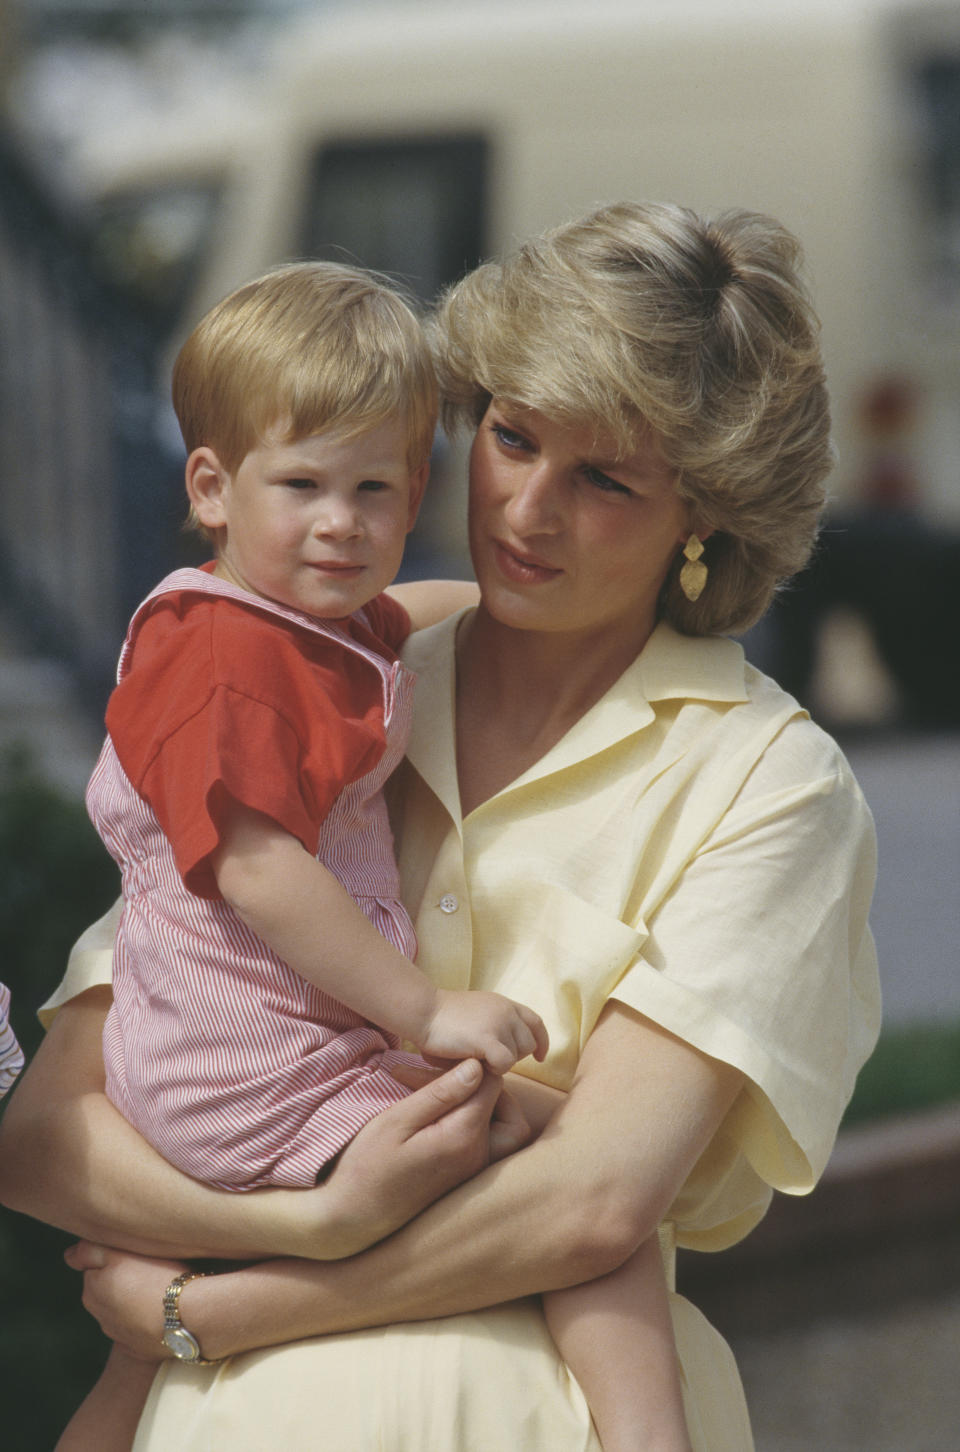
386 578 479 630
73 1001 744 1360
0 988 521 1260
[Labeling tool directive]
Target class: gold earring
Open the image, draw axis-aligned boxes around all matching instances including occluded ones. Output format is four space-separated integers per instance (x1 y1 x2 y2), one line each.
679 535 708 602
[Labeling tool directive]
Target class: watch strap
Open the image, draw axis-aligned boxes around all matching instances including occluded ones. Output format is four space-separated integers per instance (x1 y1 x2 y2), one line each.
161 1270 219 1364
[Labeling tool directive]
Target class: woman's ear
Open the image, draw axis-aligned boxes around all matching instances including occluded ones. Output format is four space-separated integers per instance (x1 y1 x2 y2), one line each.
681 517 715 547
185 448 230 531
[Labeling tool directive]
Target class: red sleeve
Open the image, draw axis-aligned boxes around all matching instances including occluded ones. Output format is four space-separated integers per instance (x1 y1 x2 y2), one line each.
106 596 389 898
359 592 411 655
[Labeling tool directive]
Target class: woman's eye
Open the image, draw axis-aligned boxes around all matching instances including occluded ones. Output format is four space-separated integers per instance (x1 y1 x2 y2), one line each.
584 466 630 495
490 423 530 451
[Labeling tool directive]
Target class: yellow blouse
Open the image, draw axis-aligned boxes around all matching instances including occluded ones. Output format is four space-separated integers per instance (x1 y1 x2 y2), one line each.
48 615 880 1451
394 616 880 1249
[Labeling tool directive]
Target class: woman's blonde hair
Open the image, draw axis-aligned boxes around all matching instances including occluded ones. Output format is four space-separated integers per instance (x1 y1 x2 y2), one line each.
432 202 833 635
173 260 438 481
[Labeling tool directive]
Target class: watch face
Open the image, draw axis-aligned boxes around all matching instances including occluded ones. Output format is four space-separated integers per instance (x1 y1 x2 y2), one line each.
162 1326 201 1361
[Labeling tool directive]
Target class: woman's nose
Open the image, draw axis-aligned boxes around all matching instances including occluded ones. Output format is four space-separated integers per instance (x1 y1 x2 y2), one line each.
503 464 563 535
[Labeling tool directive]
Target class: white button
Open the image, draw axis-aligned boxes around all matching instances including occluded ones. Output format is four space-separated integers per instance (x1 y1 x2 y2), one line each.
439 893 459 914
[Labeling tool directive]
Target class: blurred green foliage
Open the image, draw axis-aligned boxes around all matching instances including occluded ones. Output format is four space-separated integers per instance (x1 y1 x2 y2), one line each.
843 1019 960 1127
0 744 119 1063
0 745 119 1449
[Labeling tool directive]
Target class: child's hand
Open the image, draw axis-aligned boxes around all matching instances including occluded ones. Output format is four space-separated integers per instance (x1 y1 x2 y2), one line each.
419 989 548 1074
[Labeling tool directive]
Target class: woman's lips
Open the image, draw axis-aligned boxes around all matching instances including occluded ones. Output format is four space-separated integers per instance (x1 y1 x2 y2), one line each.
492 539 562 585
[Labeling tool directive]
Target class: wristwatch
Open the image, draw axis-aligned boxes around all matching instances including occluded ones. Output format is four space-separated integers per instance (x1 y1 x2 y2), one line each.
161 1271 218 1364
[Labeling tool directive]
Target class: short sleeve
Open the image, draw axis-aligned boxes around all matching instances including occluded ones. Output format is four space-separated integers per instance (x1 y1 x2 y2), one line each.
612 718 881 1197
37 900 121 1029
0 981 25 1095
107 596 390 897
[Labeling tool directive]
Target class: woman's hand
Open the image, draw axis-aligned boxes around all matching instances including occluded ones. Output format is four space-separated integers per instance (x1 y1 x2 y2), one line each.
63 1242 187 1362
0 989 528 1264
302 1059 532 1258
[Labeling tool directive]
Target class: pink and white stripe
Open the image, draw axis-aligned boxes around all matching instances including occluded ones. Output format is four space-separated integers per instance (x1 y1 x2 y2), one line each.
90 570 419 1190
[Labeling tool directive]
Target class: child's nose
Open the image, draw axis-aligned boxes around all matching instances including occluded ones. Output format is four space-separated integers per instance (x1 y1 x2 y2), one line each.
314 498 361 539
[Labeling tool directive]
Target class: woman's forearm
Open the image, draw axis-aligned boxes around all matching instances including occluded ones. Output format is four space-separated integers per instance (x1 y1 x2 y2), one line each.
0 989 320 1259
195 1144 606 1358
188 1004 745 1358
0 989 522 1265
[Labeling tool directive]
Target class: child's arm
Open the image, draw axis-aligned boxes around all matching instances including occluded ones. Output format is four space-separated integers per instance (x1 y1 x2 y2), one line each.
213 802 547 1073
543 1234 693 1452
386 578 479 631
54 1344 156 1452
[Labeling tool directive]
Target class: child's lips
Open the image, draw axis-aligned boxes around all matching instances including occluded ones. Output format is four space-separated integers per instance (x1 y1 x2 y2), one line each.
307 560 366 574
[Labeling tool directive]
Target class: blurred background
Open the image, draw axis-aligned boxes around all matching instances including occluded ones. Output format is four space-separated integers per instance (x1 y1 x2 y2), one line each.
0 0 958 1446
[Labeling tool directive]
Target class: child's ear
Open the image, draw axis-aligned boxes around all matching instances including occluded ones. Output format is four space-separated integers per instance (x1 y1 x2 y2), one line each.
185 448 230 530
405 460 430 532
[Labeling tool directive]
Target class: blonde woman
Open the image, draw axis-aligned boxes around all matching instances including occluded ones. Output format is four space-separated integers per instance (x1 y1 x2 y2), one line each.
0 202 880 1451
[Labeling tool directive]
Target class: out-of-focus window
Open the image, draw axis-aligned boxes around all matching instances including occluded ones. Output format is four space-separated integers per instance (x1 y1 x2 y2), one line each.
299 135 488 303
87 181 221 325
913 54 960 298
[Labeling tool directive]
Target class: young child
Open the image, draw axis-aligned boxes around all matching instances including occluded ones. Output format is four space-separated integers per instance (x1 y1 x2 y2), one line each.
63 262 691 1452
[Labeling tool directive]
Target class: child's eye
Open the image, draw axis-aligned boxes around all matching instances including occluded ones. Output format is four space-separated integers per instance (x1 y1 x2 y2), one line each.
358 479 389 492
283 477 315 491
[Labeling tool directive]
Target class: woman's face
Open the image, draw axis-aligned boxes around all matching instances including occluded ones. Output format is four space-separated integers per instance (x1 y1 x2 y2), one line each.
468 401 690 649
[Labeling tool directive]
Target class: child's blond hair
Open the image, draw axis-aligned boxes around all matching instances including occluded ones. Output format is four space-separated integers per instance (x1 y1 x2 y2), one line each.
174 262 438 528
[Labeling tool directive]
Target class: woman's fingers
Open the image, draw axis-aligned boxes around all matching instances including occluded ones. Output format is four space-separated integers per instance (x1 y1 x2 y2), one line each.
309 1060 504 1256
63 1239 109 1271
392 1058 498 1141
488 1089 533 1163
385 1060 442 1090
387 1056 481 1100
62 1245 189 1359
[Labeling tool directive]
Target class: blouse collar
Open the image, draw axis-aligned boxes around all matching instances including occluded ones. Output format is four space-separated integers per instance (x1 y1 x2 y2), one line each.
402 614 750 821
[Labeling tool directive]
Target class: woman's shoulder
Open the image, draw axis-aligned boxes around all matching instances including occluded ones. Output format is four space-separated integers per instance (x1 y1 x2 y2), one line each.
739 657 863 793
651 629 869 820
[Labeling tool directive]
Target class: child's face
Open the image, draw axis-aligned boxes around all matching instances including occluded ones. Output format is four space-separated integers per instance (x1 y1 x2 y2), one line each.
188 420 427 619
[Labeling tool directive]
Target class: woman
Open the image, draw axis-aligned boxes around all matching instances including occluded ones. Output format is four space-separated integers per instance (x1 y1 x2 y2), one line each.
0 202 880 1451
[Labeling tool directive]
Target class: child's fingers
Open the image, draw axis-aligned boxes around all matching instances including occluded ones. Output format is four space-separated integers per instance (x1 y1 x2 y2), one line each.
479 1005 549 1072
521 1006 550 1062
481 1040 517 1075
509 1004 549 1063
